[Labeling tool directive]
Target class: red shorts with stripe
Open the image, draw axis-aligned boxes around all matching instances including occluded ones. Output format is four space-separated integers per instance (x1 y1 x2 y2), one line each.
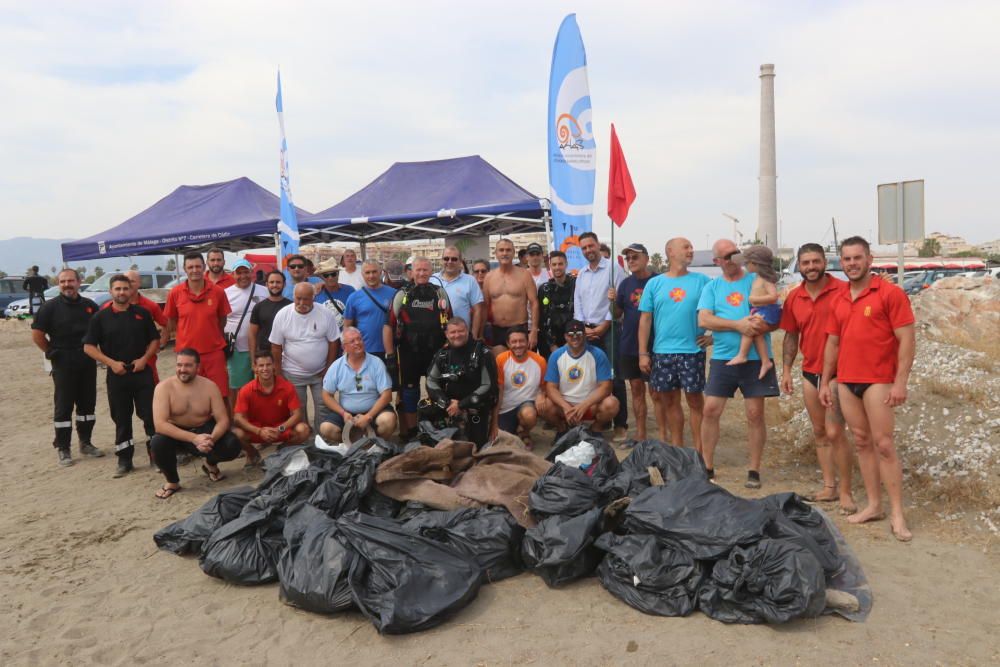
198 349 230 397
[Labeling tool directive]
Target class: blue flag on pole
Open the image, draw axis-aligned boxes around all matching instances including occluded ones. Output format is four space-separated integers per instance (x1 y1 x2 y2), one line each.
547 14 596 271
276 71 300 277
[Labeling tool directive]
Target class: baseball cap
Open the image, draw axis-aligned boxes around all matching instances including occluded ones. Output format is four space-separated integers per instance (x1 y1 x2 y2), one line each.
385 259 405 281
315 258 340 274
231 258 253 272
623 242 648 256
564 319 586 336
526 242 544 254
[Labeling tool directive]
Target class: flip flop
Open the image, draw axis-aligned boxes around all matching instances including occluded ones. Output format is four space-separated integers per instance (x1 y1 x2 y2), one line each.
201 464 226 483
155 485 181 499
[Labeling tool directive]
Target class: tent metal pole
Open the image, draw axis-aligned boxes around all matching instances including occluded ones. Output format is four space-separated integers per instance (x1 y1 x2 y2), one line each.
544 210 553 251
273 233 281 268
360 241 367 260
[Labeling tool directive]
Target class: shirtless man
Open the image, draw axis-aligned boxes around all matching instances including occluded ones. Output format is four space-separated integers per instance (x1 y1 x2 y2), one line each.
149 348 242 499
482 238 539 354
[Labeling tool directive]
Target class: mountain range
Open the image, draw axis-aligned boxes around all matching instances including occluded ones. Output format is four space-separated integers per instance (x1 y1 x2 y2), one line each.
0 237 173 277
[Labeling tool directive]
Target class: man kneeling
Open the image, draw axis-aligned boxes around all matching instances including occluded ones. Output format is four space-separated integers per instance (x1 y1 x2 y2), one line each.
151 348 243 498
319 327 397 443
538 319 619 433
495 326 549 449
232 353 311 465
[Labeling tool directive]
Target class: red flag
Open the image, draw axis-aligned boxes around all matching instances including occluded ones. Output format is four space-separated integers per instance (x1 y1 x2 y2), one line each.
607 123 636 227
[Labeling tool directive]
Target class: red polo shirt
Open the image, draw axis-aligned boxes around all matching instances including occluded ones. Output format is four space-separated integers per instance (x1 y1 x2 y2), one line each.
164 281 231 353
779 276 846 374
234 376 300 428
209 272 236 289
826 274 914 383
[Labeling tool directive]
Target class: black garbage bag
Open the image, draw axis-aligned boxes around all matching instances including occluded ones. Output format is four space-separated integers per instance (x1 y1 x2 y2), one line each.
594 533 704 617
521 507 603 587
259 445 342 488
337 512 482 634
277 504 355 614
761 493 842 575
402 508 524 583
416 421 460 445
529 463 601 519
359 489 402 518
199 496 286 585
606 440 707 499
697 537 827 624
154 486 255 556
396 501 433 522
624 478 771 560
308 446 382 518
547 426 620 487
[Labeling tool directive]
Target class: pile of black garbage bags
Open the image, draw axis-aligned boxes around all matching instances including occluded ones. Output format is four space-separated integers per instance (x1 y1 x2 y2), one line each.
155 427 871 634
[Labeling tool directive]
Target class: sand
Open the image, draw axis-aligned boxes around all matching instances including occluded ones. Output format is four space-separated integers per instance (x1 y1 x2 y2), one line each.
1 318 997 666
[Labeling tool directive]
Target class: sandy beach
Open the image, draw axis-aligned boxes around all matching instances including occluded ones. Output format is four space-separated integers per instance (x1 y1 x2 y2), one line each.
1 317 997 666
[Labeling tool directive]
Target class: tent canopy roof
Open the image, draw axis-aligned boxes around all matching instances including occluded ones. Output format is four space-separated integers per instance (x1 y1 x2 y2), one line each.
61 177 312 262
299 155 549 243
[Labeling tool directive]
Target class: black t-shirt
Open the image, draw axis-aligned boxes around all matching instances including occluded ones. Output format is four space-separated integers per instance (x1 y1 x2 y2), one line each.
249 298 292 352
83 304 159 363
31 294 100 350
23 275 48 295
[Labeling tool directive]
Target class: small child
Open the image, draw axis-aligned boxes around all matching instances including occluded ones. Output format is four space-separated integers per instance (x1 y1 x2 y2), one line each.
727 245 781 379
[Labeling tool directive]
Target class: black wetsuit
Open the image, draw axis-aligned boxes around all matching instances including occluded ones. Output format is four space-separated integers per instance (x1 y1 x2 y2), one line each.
538 275 576 358
426 339 498 447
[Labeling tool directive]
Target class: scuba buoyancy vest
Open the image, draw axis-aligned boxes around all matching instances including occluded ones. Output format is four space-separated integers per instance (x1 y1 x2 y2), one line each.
394 282 449 353
431 339 498 409
539 275 576 340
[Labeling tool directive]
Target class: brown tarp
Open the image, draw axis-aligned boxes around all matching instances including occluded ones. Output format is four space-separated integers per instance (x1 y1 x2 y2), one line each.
375 439 552 528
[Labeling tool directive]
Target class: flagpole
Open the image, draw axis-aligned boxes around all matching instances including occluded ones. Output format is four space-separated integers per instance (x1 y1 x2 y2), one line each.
609 217 615 381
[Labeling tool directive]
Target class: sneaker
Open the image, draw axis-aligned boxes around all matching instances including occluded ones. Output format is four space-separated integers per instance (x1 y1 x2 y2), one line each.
745 470 762 489
113 461 134 478
80 442 105 458
58 448 74 467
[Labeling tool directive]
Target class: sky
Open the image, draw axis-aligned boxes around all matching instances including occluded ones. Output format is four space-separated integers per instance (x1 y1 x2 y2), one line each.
2 0 999 255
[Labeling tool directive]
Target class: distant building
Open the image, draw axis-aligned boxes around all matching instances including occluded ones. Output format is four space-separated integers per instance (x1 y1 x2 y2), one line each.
977 239 1000 255
914 231 976 256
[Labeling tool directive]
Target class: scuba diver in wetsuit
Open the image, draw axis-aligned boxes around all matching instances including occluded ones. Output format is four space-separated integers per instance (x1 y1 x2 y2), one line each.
425 317 499 448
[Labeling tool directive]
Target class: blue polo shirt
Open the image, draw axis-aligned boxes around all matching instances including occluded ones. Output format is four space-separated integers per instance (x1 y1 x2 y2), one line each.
638 272 710 354
343 285 396 354
322 353 392 414
696 271 771 361
282 276 322 300
431 271 483 331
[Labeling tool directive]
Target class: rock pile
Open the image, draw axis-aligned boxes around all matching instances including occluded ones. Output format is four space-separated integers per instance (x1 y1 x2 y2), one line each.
912 276 1000 342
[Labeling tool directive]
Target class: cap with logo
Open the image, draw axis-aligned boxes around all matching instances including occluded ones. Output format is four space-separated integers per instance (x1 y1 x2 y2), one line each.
564 319 586 336
526 242 544 254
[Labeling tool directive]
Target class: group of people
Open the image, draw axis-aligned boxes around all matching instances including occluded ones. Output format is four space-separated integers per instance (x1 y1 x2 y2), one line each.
30 234 915 540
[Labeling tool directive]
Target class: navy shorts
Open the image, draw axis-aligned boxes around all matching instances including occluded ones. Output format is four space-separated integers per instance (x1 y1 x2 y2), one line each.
706 359 780 398
650 351 706 393
497 400 536 433
323 405 395 428
619 354 648 381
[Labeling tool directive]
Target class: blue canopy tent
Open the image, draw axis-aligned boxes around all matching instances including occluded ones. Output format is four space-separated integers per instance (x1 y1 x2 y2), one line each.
61 177 314 262
298 155 550 244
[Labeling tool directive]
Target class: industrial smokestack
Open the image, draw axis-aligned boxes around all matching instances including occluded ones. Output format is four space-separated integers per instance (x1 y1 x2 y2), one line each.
758 63 778 250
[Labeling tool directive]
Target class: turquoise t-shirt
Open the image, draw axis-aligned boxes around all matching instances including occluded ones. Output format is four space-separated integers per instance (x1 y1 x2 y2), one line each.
696 272 772 361
638 272 710 354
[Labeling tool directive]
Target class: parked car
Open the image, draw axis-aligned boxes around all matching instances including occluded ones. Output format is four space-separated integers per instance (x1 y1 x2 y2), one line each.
83 271 177 307
0 275 30 314
3 285 61 318
903 269 967 295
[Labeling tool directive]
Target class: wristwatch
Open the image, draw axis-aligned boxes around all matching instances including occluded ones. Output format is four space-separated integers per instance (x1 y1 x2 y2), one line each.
278 425 286 433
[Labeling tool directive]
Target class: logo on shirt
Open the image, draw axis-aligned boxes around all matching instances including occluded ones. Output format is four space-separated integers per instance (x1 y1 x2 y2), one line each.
277 398 283 406
630 288 643 307
207 298 213 306
85 307 93 314
726 292 744 307
567 365 583 382
134 314 143 321
512 370 527 387
669 287 686 303
864 305 872 317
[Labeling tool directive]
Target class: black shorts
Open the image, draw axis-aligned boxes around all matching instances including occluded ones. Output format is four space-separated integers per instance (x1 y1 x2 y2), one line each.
488 323 527 348
497 401 536 433
705 359 779 398
619 354 648 381
842 382 873 399
400 350 436 388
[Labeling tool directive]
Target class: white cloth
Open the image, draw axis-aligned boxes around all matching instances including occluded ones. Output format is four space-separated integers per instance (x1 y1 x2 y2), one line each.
268 304 341 376
554 441 596 468
224 283 266 352
529 268 550 289
339 267 365 291
574 257 624 324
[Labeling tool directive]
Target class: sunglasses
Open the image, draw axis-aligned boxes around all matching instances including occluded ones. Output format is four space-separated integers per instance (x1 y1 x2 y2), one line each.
566 331 584 338
288 263 305 269
321 271 339 277
716 251 741 262
472 268 488 274
442 257 461 262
